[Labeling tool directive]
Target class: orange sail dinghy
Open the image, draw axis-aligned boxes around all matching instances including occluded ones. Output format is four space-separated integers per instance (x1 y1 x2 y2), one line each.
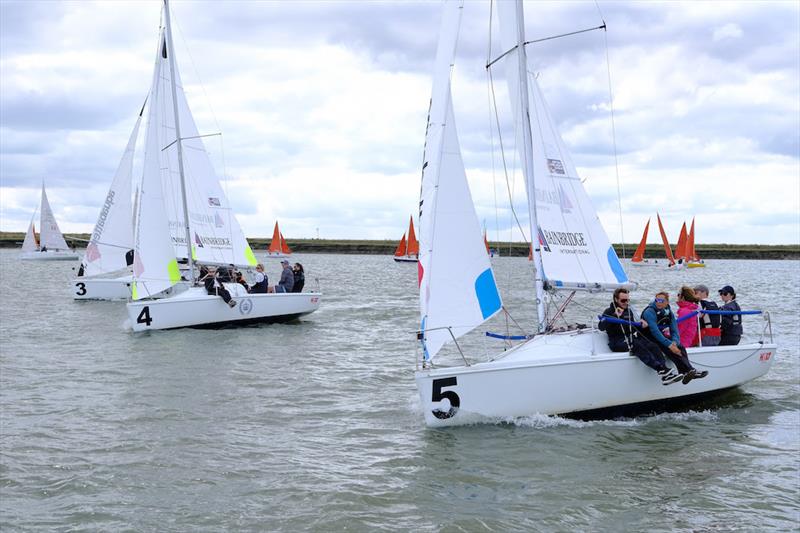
686 217 706 267
394 216 419 263
630 218 661 267
266 221 292 258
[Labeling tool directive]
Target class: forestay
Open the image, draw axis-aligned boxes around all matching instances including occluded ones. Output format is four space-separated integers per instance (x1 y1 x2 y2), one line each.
81 105 143 277
497 4 629 292
150 28 256 268
39 185 70 251
418 0 502 361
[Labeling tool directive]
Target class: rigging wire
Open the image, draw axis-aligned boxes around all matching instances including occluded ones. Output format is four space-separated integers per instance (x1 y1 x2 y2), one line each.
594 1 626 259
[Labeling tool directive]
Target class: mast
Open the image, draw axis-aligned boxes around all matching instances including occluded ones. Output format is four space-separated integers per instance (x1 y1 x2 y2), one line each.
510 0 546 332
163 0 195 282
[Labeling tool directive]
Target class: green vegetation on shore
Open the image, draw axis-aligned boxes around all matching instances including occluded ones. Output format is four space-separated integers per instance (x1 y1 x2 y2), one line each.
1 232 797 259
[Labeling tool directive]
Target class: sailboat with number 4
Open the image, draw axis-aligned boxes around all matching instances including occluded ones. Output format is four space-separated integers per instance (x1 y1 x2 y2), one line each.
413 0 776 427
125 0 320 331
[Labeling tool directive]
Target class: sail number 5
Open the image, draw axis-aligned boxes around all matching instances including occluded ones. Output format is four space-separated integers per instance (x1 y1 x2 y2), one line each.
431 377 460 419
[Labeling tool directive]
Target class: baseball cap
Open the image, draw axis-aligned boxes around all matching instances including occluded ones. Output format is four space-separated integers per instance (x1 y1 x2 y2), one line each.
281 259 289 265
718 285 735 295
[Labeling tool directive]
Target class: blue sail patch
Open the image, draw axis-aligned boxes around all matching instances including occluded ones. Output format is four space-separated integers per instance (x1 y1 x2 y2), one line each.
607 246 628 282
474 268 502 319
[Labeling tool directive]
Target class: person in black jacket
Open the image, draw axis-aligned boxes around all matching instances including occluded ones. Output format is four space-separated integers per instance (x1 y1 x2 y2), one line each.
599 288 683 385
291 263 305 293
718 285 742 345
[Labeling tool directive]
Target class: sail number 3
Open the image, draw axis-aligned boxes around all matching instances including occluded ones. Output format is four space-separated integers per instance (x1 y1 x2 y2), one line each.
431 377 460 419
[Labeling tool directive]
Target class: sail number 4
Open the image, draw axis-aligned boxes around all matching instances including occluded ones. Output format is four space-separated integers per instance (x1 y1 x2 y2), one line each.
431 377 460 419
136 306 153 327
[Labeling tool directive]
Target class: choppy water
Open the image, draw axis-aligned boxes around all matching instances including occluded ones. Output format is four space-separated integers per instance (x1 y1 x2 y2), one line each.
1 250 798 531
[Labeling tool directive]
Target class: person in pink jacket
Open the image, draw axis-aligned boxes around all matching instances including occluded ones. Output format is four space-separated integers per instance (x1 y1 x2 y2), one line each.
676 286 700 347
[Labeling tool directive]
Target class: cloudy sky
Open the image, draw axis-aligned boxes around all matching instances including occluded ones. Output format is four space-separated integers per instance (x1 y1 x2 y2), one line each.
1 0 798 245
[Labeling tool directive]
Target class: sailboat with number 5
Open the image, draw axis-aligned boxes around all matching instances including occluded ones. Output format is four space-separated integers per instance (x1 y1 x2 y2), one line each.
413 0 776 427
125 0 320 331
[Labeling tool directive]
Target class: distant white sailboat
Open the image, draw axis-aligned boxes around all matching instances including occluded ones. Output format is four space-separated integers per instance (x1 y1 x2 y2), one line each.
72 102 145 300
126 0 320 331
20 184 79 261
413 0 776 427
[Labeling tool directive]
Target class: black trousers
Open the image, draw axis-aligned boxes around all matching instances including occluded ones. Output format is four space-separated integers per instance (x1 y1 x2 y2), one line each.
656 344 694 374
719 334 741 346
609 336 668 372
205 283 233 304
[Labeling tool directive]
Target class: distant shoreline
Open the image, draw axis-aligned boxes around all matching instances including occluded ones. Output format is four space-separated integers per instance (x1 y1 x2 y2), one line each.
1 232 797 259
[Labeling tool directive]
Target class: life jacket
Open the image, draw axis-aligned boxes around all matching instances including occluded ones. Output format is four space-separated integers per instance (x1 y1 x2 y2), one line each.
642 302 675 343
699 299 721 333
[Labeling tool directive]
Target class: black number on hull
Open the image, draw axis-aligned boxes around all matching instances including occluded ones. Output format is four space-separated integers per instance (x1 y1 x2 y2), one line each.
431 377 460 419
136 306 153 327
75 282 87 296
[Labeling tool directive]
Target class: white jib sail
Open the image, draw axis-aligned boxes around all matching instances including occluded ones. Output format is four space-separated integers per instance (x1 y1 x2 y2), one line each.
419 0 502 362
39 185 70 251
131 30 182 301
81 105 143 277
21 217 37 252
151 28 256 268
497 2 629 292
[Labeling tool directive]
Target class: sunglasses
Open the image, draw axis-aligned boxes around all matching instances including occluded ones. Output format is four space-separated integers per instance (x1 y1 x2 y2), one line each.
655 297 667 303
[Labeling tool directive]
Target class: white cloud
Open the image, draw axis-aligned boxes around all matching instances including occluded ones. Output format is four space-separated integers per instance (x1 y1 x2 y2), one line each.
1 0 798 244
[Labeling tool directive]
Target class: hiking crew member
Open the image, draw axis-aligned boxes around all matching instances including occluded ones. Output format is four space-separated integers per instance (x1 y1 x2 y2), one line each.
275 259 295 293
199 265 236 308
694 284 721 346
718 285 742 346
641 291 709 384
250 263 269 293
598 288 682 385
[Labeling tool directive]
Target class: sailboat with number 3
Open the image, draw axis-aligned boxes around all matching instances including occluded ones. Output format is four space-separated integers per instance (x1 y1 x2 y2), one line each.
413 0 776 426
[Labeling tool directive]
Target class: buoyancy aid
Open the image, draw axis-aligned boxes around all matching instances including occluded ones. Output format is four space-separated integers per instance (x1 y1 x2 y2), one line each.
699 299 721 337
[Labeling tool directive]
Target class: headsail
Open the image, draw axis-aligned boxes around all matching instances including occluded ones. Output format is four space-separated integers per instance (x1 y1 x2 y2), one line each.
394 233 407 257
497 2 628 293
418 0 502 361
631 219 650 263
131 27 183 300
150 21 256 268
21 217 38 252
279 232 292 255
81 103 144 277
39 185 70 251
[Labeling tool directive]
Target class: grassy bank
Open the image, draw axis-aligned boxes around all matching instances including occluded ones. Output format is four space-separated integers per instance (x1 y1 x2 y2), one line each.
1 232 797 259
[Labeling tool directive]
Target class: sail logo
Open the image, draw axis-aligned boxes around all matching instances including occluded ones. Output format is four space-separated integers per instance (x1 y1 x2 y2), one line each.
535 186 572 213
537 227 551 252
194 232 204 248
547 159 566 175
214 212 225 228
87 190 115 260
208 197 221 207
541 229 589 254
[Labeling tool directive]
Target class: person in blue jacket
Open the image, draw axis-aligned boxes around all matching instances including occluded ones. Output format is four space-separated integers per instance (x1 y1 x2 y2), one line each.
641 291 708 384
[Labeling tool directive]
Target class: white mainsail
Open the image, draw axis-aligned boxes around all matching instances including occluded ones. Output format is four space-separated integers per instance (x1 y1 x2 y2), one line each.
497 3 629 293
150 27 256 268
81 104 143 277
21 217 37 252
39 184 70 251
418 0 502 361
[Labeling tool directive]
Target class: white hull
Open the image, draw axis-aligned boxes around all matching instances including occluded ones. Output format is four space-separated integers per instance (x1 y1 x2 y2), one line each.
265 252 291 259
394 256 419 263
72 274 133 300
629 260 661 268
415 330 776 427
20 250 79 261
127 284 320 331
